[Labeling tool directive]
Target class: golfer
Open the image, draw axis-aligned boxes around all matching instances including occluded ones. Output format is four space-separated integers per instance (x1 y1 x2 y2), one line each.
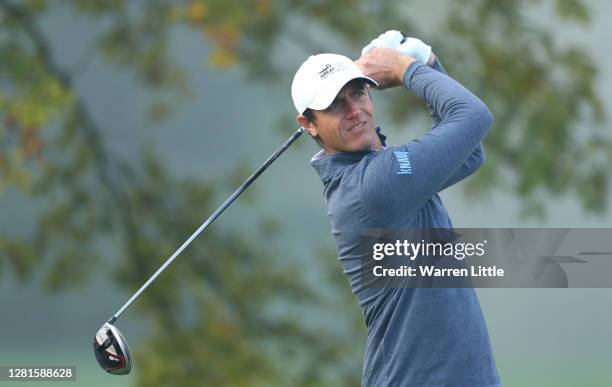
291 31 501 387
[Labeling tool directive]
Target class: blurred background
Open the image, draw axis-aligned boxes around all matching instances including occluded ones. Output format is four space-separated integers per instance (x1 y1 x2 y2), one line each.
1 0 611 386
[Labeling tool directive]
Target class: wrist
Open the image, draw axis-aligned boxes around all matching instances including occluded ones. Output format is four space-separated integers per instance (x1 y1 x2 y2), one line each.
397 56 415 85
402 60 426 89
427 52 436 66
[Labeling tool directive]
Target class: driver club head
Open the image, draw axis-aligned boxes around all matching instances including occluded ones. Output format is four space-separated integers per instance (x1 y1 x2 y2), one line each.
93 322 132 375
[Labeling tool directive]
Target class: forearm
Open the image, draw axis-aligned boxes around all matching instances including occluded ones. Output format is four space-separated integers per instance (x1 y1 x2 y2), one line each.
403 61 493 145
422 55 487 190
426 54 448 126
427 52 437 66
396 62 492 194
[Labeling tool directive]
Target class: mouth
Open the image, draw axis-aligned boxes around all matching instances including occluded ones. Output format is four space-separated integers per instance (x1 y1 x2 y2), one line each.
344 121 367 133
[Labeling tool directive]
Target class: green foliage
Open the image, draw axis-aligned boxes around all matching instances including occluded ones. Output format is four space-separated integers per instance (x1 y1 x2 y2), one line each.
4 0 605 211
555 0 590 23
0 0 609 385
439 0 608 217
0 13 74 189
0 236 37 281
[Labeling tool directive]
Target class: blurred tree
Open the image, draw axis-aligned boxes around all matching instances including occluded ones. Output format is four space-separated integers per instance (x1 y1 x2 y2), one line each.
0 0 608 216
0 0 609 385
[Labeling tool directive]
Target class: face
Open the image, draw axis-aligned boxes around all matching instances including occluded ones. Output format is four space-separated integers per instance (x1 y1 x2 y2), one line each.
297 80 381 154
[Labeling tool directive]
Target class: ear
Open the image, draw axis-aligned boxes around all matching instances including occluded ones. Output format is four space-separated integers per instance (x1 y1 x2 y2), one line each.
296 115 319 138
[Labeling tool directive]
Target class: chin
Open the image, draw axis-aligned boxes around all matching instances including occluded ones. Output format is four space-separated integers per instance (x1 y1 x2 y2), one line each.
358 128 379 150
350 137 378 152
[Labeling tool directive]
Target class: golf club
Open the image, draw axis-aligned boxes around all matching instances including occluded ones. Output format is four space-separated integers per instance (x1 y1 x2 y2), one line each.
93 127 305 375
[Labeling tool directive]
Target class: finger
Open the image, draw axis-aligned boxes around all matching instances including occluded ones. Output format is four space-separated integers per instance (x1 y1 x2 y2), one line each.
354 58 366 72
381 30 404 46
362 37 386 56
362 33 399 57
361 43 374 57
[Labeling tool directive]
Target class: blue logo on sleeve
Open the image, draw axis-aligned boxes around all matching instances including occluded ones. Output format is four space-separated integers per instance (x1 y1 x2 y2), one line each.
394 150 412 175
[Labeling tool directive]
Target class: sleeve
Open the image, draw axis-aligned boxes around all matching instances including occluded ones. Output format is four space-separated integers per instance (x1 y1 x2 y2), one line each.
437 142 485 191
429 57 485 191
427 57 449 126
360 62 493 222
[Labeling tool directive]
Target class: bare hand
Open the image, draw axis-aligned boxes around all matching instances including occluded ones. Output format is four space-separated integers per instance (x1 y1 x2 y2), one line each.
355 48 415 90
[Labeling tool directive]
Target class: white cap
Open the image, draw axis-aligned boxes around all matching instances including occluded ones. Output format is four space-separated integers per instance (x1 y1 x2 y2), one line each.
291 53 377 115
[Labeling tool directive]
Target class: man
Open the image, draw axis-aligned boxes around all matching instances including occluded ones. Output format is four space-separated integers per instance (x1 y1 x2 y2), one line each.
291 31 501 387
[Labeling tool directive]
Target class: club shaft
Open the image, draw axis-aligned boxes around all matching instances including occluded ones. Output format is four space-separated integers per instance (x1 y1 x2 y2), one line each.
109 127 305 324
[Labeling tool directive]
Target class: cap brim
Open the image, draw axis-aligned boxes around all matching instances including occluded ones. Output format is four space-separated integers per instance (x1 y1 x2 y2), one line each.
307 75 378 112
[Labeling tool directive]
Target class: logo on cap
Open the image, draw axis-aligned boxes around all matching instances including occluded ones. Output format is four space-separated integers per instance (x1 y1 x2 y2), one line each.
318 63 349 79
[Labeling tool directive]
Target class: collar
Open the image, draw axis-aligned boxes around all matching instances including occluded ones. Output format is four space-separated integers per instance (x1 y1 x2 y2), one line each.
310 126 387 185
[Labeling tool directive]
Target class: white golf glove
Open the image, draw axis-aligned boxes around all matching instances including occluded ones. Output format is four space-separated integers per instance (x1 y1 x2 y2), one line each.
361 30 405 56
398 37 432 64
361 30 432 64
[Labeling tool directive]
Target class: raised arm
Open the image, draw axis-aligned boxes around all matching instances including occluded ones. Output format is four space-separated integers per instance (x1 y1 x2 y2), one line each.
355 48 493 221
427 54 486 191
360 33 486 193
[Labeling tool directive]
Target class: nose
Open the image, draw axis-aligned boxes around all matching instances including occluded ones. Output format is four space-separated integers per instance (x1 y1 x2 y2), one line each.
344 99 360 118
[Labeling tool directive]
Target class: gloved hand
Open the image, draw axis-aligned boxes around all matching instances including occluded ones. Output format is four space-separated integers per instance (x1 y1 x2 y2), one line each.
397 36 432 64
362 30 432 64
361 30 405 56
